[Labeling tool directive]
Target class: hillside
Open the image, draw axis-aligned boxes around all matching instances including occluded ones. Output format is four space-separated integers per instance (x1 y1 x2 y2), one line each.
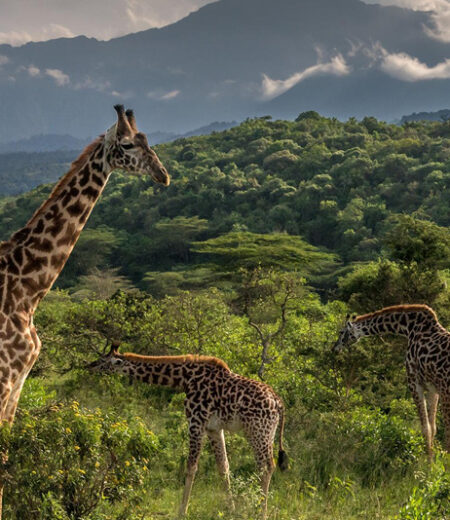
0 149 74 195
1 0 449 141
1 112 449 290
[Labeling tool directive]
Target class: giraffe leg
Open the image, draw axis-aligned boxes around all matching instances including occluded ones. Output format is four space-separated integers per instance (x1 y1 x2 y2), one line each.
0 378 13 520
178 423 205 518
0 329 41 520
408 375 433 461
207 429 234 511
439 394 450 453
426 388 439 443
245 423 277 520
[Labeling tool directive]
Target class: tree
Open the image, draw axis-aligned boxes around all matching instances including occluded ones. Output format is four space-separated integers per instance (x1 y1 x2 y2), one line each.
192 231 336 278
232 268 308 378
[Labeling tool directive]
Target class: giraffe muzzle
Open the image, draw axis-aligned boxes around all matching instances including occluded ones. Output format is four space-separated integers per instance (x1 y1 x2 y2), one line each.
152 167 170 186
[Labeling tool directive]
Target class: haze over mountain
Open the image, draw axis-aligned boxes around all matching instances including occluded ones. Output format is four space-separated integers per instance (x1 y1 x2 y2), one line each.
1 0 450 142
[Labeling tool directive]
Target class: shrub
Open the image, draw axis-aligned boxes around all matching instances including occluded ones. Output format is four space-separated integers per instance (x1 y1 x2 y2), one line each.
396 457 450 519
3 381 159 520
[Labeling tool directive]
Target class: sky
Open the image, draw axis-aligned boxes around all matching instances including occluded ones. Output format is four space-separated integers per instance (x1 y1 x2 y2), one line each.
0 0 449 46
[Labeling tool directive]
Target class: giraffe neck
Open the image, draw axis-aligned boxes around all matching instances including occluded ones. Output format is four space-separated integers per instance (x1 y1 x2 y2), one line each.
113 354 230 390
1 136 111 314
353 306 443 340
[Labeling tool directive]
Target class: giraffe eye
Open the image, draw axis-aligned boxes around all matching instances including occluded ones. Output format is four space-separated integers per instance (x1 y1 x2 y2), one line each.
121 142 135 150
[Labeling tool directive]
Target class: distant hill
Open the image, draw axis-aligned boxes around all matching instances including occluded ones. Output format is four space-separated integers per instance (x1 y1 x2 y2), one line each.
0 150 74 196
0 113 448 289
0 134 91 154
401 110 450 123
0 0 449 142
0 120 238 195
0 121 237 155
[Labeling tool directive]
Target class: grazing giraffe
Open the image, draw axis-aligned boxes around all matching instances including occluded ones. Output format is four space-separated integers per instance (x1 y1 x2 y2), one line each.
88 345 288 519
333 304 450 460
0 105 169 516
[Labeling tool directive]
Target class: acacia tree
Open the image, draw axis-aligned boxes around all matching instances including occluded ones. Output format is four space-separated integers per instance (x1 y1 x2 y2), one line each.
232 268 308 378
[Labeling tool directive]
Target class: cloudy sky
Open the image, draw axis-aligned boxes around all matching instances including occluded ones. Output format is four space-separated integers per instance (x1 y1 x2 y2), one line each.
0 0 449 46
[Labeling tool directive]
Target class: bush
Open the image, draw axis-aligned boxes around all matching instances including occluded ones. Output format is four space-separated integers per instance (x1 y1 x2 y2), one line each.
3 381 160 520
396 457 450 519
297 405 423 487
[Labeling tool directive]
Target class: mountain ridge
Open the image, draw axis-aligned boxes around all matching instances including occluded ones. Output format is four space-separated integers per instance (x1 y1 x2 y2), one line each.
0 0 449 142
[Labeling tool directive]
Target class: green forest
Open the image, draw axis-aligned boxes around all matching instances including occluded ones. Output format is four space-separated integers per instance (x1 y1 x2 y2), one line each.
1 112 450 519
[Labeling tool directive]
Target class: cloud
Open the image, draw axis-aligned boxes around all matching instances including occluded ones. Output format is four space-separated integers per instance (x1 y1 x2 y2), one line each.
147 89 181 100
0 24 74 46
261 55 351 100
74 77 111 92
363 0 450 42
27 65 40 77
380 50 450 81
45 68 70 86
0 1 215 45
160 89 180 100
423 1 450 42
0 55 9 66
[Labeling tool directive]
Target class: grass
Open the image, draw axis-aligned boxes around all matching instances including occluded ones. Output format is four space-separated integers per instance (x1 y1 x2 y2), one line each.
11 374 444 520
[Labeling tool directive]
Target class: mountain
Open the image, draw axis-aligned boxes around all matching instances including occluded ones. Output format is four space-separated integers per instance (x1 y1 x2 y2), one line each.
401 109 450 123
0 134 91 153
0 0 449 142
0 121 238 156
0 120 238 195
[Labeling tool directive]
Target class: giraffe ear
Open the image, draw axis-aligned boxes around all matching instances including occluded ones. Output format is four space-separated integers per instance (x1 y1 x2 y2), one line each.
114 104 132 137
109 340 121 355
125 109 138 133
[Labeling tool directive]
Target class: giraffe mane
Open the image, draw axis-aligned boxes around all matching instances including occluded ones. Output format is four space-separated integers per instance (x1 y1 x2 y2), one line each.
26 135 105 226
355 304 438 323
119 352 230 370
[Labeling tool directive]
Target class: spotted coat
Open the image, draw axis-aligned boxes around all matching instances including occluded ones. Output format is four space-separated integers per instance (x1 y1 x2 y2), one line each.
333 304 450 460
89 348 287 518
0 105 169 518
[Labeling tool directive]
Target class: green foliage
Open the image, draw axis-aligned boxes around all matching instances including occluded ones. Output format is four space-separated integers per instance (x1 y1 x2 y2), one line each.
192 231 336 275
3 380 159 520
2 115 450 292
295 405 423 488
396 457 450 519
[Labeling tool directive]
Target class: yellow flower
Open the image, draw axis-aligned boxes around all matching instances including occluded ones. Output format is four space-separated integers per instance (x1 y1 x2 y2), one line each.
65 427 72 434
74 446 80 451
78 469 86 474
125 460 130 467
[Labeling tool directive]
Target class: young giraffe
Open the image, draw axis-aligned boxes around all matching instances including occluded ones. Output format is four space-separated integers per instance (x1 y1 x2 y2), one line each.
333 304 450 460
0 105 169 516
88 345 288 519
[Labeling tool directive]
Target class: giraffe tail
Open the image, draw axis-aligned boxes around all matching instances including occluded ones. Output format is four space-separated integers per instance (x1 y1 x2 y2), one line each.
277 402 288 471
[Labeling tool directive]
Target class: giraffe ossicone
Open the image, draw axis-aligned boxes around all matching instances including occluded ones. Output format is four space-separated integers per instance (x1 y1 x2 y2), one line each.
88 345 287 519
0 105 170 518
334 304 450 461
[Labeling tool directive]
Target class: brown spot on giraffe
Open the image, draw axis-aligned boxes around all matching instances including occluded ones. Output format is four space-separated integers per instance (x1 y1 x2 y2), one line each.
88 346 287 519
333 304 450 461
0 105 170 518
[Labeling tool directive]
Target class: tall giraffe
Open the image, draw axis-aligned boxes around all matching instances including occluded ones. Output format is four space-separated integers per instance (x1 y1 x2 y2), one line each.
88 345 288 519
333 304 450 460
0 105 169 515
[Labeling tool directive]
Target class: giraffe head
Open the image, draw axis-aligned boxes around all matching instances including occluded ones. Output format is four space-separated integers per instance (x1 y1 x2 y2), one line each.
87 343 127 373
104 105 170 186
332 315 361 352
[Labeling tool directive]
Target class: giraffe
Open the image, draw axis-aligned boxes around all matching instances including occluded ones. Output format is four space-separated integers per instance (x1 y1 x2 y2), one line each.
333 304 450 461
0 105 170 516
88 344 288 519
